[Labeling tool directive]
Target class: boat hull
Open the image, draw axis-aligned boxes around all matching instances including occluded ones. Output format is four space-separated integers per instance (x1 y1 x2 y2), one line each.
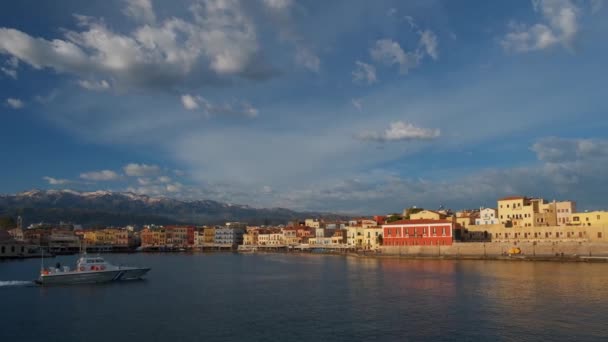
37 267 150 285
37 270 122 285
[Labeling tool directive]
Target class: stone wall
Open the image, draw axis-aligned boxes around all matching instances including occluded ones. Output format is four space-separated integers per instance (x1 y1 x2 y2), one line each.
460 224 608 243
381 241 608 257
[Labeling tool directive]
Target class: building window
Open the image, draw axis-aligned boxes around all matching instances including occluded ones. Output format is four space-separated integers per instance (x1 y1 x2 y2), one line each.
598 215 601 220
598 232 603 239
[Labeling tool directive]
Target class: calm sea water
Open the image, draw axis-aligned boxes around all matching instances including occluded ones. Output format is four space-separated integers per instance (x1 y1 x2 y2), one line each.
1 253 607 341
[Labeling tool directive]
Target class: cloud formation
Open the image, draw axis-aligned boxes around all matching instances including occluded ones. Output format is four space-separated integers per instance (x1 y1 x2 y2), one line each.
352 61 377 85
180 94 258 117
502 0 580 52
80 170 120 181
366 24 439 76
78 79 110 91
357 121 440 142
43 176 70 185
0 0 272 92
124 163 160 177
122 0 156 24
6 97 24 109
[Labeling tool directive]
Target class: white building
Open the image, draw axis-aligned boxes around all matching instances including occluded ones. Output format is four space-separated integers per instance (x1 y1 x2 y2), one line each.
475 208 499 225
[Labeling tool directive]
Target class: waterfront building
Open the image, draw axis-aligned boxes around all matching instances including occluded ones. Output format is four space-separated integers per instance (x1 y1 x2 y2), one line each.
409 210 447 220
497 196 572 228
382 219 454 246
571 211 608 227
8 228 24 241
282 228 300 245
305 218 321 228
203 227 216 244
347 225 365 248
215 226 246 246
363 227 382 250
475 208 499 225
555 201 576 226
140 228 166 247
0 230 39 258
165 226 195 247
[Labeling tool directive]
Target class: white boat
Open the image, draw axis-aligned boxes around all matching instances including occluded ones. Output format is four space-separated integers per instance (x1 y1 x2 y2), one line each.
36 255 150 285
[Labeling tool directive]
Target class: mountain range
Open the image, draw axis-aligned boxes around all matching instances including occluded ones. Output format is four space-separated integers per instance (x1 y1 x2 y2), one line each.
0 190 348 227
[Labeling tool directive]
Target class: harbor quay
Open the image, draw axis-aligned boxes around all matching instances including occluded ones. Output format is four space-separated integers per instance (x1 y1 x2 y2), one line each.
2 195 608 261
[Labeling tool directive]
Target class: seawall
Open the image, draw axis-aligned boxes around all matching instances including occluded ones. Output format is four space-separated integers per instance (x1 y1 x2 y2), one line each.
380 241 608 259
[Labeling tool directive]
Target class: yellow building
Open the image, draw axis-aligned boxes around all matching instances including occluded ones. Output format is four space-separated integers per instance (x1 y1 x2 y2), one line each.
304 218 321 228
203 227 215 244
347 226 365 247
571 211 608 227
498 196 575 228
410 210 446 220
363 227 382 250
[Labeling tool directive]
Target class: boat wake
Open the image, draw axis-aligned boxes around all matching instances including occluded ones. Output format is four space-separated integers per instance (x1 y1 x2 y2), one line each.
0 280 36 287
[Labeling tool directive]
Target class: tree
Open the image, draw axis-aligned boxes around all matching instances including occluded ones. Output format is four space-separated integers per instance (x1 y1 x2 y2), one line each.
0 216 16 229
386 215 403 223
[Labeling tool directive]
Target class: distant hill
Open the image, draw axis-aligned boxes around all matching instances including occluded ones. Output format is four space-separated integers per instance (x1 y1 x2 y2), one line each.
0 190 349 227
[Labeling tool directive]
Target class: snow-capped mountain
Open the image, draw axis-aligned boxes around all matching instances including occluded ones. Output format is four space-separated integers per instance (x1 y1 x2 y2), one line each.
0 189 342 226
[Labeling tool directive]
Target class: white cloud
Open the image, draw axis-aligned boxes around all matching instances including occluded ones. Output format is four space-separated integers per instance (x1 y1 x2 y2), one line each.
295 46 320 72
419 30 439 60
181 94 199 110
181 94 258 117
1 67 17 79
137 177 151 185
357 121 440 142
43 176 70 185
502 0 580 52
0 0 269 91
158 176 171 183
370 39 420 74
351 98 363 111
122 0 156 24
165 182 183 193
78 79 110 91
80 170 120 181
275 137 608 212
1 56 18 78
124 163 160 177
387 8 397 16
352 61 377 85
262 0 293 10
6 98 23 109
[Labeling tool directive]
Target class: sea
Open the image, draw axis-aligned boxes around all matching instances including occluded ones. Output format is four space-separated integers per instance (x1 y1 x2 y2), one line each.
1 253 607 341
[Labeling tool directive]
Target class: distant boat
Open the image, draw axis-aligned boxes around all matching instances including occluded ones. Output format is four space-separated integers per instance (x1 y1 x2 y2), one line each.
36 254 150 285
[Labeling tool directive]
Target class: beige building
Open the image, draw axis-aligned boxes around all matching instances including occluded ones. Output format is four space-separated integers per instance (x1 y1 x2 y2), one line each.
282 228 300 245
555 201 576 225
497 197 572 228
571 211 608 227
304 219 321 228
464 223 608 243
410 210 446 220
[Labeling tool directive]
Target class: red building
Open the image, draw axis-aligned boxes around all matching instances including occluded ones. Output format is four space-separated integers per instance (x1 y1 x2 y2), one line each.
382 219 454 246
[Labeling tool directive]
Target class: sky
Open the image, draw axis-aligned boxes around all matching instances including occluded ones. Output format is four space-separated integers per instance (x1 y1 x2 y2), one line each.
0 0 607 214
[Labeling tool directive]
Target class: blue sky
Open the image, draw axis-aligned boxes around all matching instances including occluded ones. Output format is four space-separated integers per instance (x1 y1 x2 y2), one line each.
1 0 607 213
